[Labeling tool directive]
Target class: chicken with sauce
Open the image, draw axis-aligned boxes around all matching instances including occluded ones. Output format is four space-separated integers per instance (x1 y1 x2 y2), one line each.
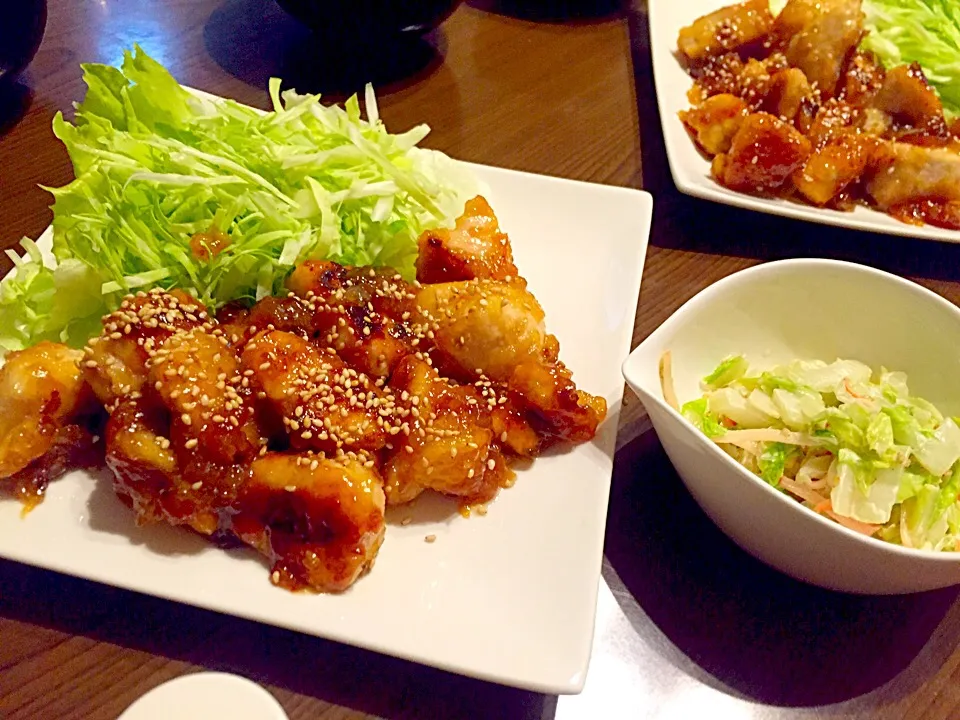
0 342 100 507
677 0 960 229
0 196 606 593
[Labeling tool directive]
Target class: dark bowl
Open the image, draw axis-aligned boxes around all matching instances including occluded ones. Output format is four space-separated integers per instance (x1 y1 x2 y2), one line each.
275 0 462 42
0 0 47 84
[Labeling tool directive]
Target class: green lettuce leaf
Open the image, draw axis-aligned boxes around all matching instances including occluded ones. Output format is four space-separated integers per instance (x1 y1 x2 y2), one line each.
701 354 749 391
681 397 726 438
758 442 790 486
860 0 960 118
0 45 478 353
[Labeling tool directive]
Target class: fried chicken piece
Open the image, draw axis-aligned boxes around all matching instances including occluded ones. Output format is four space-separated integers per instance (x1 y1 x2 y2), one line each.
149 327 263 466
418 281 546 381
0 342 96 484
761 68 814 123
807 99 859 146
105 399 201 529
711 112 812 193
841 51 885 106
416 196 519 284
381 356 508 505
6 426 101 509
774 0 864 99
678 0 774 63
871 64 950 140
417 280 606 444
232 452 385 592
87 290 264 534
82 289 207 406
736 58 776 108
0 341 100 506
794 131 878 205
690 53 746 100
242 330 387 454
866 142 960 209
286 261 419 378
680 94 749 155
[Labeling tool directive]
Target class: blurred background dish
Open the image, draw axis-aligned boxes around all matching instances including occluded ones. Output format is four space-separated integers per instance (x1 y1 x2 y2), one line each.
274 0 462 43
0 0 47 84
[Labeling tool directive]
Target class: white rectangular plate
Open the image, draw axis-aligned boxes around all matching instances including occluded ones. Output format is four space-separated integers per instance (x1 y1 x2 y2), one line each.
648 0 960 243
0 161 651 694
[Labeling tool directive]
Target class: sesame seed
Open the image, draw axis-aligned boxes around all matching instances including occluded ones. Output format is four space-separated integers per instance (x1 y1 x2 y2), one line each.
181 413 192 425
425 534 437 543
191 481 202 490
185 438 199 449
402 517 412 526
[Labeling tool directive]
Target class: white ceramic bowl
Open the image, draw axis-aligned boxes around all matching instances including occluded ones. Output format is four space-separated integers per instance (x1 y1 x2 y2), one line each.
622 259 960 595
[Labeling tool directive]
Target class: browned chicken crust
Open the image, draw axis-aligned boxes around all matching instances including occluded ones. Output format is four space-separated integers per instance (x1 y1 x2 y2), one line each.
0 342 100 507
677 0 960 228
0 196 607 593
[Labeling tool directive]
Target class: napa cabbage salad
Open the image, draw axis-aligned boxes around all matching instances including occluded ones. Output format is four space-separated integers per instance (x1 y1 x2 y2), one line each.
662 353 960 551
769 0 960 118
0 47 478 354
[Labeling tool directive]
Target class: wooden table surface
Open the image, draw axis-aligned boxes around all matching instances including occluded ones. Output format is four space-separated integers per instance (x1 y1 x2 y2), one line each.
4 1 960 718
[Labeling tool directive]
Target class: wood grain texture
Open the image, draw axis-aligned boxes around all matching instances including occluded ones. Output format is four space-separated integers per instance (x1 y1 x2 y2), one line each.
4 0 960 717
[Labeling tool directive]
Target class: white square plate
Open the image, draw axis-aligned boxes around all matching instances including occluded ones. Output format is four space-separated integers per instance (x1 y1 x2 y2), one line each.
648 0 960 243
0 158 651 693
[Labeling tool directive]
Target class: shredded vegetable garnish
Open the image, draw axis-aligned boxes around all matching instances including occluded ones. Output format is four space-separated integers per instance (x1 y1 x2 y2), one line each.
661 353 960 551
0 46 479 354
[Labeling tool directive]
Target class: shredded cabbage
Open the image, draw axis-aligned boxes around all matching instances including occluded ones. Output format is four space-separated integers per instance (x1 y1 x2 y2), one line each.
668 354 960 551
0 46 479 353
859 0 960 118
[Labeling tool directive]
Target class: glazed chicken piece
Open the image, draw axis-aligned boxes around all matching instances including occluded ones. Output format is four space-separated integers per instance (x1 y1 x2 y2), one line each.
0 342 99 506
774 0 864 99
232 452 386 592
841 51 885 106
794 131 878 205
286 261 419 378
806 99 859 146
711 112 812 193
680 94 749 155
871 64 950 141
381 356 507 505
82 289 208 406
866 142 960 209
105 398 197 528
242 330 388 455
678 0 774 63
416 280 606 444
690 53 746 100
416 195 519 284
761 68 815 123
88 290 264 535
